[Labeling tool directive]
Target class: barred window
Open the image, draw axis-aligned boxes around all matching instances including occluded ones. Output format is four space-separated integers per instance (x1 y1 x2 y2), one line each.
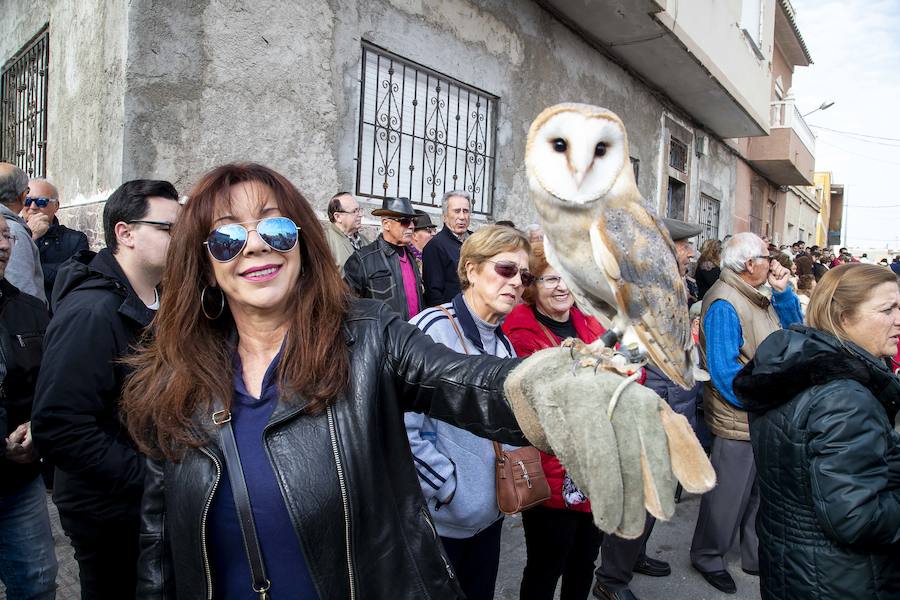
699 193 720 245
1 28 49 178
356 43 498 215
668 138 688 173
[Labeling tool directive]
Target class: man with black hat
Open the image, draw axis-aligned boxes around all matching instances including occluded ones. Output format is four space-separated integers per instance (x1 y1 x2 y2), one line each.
344 197 425 320
408 209 437 272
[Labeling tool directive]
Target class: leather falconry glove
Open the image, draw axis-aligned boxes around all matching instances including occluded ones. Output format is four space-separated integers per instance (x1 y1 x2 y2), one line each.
505 345 716 539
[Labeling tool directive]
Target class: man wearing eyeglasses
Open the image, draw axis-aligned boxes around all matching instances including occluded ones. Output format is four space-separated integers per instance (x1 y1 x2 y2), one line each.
24 178 90 303
0 163 46 303
689 232 802 595
324 191 370 272
344 197 424 320
31 179 180 599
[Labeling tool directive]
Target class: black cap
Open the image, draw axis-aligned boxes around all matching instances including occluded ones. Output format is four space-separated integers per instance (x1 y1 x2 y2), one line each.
413 209 436 231
662 217 702 242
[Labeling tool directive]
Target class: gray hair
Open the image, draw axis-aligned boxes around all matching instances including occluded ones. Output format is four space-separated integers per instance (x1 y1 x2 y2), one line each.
721 232 764 273
0 163 29 206
441 190 472 215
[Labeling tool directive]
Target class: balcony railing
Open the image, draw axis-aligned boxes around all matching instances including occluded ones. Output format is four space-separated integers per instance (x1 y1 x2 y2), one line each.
770 98 815 154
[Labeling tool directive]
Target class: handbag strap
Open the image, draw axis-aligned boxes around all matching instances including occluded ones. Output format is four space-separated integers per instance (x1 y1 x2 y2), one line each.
214 405 271 599
535 321 559 348
436 306 508 462
436 305 471 356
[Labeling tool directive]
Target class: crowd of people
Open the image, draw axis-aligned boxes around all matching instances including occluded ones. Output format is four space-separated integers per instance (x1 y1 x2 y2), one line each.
1 160 898 600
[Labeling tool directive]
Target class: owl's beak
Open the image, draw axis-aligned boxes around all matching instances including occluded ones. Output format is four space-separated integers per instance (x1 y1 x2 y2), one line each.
571 168 587 189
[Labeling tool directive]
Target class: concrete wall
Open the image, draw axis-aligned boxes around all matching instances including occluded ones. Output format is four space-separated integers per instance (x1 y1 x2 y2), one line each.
1 0 129 242
657 0 773 131
4 0 738 245
119 0 680 225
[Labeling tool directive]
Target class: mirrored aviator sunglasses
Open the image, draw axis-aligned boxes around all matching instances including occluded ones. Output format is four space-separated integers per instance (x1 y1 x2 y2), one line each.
490 260 535 287
204 216 300 262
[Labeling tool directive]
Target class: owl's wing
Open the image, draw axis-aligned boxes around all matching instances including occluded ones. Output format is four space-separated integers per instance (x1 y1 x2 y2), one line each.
589 203 693 388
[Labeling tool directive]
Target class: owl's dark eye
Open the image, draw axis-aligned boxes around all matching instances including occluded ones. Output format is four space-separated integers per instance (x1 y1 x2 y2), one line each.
595 142 607 157
552 138 567 153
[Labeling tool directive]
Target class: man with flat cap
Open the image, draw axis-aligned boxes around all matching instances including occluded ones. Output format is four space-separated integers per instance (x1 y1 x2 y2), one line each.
344 197 424 320
408 209 437 273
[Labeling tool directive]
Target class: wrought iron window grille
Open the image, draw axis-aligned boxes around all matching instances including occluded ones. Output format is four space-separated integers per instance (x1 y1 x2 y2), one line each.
699 193 721 245
668 138 688 173
1 27 49 178
356 42 498 215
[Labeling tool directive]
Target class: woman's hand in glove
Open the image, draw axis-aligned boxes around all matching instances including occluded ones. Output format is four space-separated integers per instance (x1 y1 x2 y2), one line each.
505 345 716 539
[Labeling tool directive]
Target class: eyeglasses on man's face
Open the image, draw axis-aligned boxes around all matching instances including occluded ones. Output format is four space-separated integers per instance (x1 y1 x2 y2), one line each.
25 196 58 208
337 207 363 215
127 220 174 232
0 231 16 245
387 217 415 228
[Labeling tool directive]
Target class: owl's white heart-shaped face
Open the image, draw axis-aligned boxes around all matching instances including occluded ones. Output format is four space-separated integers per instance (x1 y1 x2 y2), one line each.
527 111 628 205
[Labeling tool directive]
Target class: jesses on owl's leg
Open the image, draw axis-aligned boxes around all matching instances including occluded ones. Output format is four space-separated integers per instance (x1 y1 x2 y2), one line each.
565 317 649 418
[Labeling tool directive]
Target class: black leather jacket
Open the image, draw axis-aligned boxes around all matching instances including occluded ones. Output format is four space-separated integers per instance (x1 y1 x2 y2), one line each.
137 299 527 599
343 235 424 320
0 278 50 494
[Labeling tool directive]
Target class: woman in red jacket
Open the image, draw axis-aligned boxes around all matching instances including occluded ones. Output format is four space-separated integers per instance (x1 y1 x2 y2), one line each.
502 242 603 600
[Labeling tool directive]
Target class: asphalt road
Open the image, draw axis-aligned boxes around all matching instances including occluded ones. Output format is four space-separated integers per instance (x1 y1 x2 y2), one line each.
494 491 763 600
2 491 761 600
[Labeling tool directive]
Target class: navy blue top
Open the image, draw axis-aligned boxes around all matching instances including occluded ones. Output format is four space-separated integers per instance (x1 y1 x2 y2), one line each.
208 351 318 599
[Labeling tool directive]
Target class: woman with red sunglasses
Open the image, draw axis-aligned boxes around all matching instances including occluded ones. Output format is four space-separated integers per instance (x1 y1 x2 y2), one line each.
120 164 542 600
405 225 533 600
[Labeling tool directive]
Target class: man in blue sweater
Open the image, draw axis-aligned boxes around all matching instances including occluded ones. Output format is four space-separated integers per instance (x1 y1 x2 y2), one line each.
690 232 802 595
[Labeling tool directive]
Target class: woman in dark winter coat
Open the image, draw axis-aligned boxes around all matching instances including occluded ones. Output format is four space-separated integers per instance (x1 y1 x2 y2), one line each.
734 263 900 600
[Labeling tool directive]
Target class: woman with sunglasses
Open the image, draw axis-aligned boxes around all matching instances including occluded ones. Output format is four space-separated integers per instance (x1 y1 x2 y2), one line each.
121 164 543 600
405 225 532 600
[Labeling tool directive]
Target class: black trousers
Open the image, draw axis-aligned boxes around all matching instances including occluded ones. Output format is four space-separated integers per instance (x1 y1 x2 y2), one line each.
58 512 140 600
594 513 656 591
520 506 602 600
441 518 504 600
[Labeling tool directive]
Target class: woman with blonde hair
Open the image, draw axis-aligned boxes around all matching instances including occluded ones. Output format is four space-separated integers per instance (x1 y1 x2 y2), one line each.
734 263 900 599
405 225 532 600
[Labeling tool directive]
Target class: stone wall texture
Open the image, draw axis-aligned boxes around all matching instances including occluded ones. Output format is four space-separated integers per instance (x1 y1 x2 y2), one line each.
3 0 738 243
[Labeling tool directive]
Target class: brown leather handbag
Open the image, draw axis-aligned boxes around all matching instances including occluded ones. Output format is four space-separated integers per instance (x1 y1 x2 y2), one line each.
436 306 551 515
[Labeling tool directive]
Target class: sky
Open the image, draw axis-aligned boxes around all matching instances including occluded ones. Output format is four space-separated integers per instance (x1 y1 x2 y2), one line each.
789 0 900 251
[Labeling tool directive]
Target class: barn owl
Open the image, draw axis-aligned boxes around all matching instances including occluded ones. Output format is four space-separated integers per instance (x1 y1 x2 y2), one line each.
525 103 695 390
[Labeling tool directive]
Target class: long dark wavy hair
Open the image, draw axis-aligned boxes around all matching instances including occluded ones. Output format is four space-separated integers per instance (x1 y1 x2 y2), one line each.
122 163 350 460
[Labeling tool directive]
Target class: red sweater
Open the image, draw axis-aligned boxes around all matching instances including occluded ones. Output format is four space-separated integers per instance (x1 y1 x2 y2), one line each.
502 304 605 513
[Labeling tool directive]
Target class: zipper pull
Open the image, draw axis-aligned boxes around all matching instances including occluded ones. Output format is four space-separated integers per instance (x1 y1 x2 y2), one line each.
16 334 25 347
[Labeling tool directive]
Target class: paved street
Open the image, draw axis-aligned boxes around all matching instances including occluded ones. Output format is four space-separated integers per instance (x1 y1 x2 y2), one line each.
2 491 760 600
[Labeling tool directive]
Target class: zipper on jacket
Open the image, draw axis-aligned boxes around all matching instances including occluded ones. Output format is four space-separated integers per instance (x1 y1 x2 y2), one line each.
420 507 455 580
327 406 356 600
198 446 223 600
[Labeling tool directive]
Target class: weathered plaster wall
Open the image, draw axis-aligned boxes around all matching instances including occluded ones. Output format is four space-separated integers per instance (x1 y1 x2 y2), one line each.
695 137 737 238
7 0 737 245
1 0 128 242
122 0 734 226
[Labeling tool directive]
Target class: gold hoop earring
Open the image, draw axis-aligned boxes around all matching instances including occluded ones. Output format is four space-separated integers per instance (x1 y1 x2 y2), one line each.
201 285 225 320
